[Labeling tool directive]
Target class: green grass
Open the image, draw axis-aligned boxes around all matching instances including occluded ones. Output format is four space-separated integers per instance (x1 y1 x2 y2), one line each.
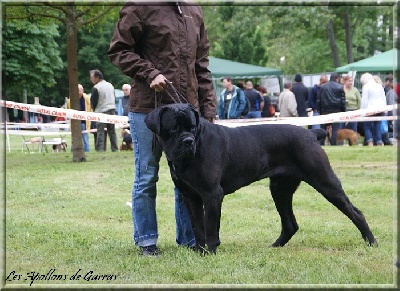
3 133 398 288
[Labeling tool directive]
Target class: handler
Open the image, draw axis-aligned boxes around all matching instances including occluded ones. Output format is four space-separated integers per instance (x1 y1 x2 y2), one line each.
108 2 216 256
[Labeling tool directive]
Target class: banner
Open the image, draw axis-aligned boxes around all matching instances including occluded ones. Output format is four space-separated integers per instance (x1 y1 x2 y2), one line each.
1 100 396 128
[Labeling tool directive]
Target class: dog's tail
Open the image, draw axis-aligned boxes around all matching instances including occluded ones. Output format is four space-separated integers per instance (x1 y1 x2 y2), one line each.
310 128 327 141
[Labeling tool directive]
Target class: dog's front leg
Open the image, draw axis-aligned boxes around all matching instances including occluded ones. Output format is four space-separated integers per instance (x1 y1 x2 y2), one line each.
182 194 206 252
203 188 224 254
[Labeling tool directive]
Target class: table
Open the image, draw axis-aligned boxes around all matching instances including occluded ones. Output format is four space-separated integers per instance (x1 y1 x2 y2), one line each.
4 130 71 153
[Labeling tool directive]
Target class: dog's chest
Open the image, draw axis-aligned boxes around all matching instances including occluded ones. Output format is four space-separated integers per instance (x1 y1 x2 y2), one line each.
168 162 199 196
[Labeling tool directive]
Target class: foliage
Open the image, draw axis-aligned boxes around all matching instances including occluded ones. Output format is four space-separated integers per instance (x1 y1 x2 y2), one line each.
49 19 131 103
2 3 395 105
5 134 396 285
203 6 269 66
3 3 121 105
203 4 394 74
2 20 63 104
4 2 121 163
77 21 131 94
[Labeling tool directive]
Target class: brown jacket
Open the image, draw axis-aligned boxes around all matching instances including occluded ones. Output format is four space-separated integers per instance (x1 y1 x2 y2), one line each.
107 2 216 119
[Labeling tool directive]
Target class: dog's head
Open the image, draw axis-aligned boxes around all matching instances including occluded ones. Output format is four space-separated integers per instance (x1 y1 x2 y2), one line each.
121 128 131 138
145 104 200 163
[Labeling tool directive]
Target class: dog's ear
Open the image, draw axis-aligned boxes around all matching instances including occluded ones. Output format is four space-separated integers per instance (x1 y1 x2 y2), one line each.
189 104 200 126
145 107 167 135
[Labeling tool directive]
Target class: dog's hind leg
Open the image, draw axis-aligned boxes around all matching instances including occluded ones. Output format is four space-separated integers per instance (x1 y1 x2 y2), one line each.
313 178 376 246
269 176 301 247
303 163 376 246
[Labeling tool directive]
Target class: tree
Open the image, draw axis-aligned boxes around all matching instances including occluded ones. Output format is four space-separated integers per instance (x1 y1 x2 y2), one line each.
241 4 393 74
327 18 340 68
5 2 118 162
2 20 63 103
77 21 131 93
203 6 269 66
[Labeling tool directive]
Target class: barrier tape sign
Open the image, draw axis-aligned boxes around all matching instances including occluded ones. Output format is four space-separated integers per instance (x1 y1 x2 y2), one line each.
1 100 396 128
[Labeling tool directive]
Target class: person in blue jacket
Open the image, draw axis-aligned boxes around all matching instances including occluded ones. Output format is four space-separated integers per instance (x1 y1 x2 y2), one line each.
218 77 246 119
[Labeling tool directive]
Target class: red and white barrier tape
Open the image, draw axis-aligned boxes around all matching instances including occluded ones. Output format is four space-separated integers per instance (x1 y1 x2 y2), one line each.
216 105 397 127
1 100 129 127
1 99 397 128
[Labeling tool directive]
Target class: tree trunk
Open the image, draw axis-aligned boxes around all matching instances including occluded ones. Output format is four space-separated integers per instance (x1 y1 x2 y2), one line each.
383 13 393 52
344 9 353 64
66 7 86 162
327 19 340 68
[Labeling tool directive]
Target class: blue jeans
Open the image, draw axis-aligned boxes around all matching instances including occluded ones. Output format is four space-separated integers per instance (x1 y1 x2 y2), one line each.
321 122 342 145
363 113 384 145
81 123 90 152
311 111 321 129
128 112 195 248
343 121 358 132
96 109 118 152
246 110 262 119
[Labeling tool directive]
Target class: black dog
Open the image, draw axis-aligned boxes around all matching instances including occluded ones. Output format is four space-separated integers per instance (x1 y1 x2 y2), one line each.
145 103 376 254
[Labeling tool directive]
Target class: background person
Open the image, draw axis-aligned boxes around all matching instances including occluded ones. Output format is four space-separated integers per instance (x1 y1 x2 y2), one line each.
259 86 274 117
385 81 397 143
291 74 309 117
108 2 216 256
278 80 298 117
67 84 91 152
317 73 346 145
308 75 328 129
342 75 361 133
218 77 246 119
118 83 131 117
384 74 393 95
373 75 391 145
243 80 264 119
360 73 387 146
89 69 118 152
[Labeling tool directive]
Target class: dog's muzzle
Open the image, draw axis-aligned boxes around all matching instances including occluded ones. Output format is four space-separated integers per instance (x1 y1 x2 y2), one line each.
174 134 196 160
182 136 195 147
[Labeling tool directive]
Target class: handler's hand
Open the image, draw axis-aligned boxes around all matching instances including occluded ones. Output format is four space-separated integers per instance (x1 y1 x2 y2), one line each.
150 74 168 92
205 117 215 123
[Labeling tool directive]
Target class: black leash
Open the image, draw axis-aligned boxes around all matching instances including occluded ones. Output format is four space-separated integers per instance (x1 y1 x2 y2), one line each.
165 81 188 104
152 81 188 154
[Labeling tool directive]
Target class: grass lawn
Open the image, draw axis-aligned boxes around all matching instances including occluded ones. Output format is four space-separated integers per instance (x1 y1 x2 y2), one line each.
2 132 398 288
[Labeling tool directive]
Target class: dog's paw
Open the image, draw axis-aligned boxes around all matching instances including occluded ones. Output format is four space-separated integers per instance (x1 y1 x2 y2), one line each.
366 238 378 247
192 245 211 256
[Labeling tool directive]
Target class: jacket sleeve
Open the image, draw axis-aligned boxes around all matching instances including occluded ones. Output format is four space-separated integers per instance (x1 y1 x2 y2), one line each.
316 88 322 113
84 95 92 130
217 92 224 119
356 89 362 109
361 85 368 109
107 5 160 84
91 88 99 111
289 93 298 117
117 99 123 116
340 87 346 112
195 14 216 119
236 89 246 115
308 87 316 110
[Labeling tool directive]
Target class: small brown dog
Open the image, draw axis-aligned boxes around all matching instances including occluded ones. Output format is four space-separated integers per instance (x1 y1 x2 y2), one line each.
120 128 133 151
53 141 67 152
337 129 359 146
